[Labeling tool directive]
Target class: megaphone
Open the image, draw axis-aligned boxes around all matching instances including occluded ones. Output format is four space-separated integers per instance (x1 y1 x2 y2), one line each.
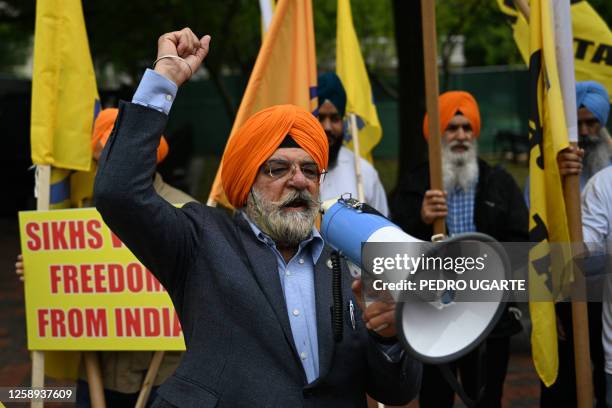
320 196 509 364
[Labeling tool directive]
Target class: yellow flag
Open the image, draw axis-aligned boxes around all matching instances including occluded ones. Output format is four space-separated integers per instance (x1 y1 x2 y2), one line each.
208 0 317 206
498 0 612 103
31 0 100 378
30 0 100 171
528 0 573 387
336 0 382 162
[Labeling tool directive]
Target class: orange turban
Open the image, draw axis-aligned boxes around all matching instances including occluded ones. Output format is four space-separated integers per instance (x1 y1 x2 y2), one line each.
221 104 328 208
422 91 481 140
92 108 169 163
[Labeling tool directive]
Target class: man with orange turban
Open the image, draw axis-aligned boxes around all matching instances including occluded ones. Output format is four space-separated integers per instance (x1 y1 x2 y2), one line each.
390 90 527 408
94 28 421 407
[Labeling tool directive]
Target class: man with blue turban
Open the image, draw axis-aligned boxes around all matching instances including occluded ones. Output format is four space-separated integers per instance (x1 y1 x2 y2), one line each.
317 72 389 216
541 80 611 408
575 81 611 183
528 80 611 202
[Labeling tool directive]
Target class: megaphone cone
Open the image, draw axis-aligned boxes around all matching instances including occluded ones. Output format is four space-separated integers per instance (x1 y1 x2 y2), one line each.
320 196 509 364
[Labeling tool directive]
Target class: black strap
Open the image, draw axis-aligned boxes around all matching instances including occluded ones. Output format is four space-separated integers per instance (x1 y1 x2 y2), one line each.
438 344 486 408
330 251 343 342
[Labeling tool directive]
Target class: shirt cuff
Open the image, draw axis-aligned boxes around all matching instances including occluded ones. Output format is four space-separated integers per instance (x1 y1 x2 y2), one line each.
132 68 178 115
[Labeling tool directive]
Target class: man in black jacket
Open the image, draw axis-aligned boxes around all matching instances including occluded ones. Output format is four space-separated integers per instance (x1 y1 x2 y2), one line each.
94 28 421 408
390 91 527 408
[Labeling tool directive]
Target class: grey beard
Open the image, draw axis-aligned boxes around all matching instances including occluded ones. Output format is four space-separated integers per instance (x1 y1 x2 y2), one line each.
442 142 479 192
245 188 319 248
583 129 612 179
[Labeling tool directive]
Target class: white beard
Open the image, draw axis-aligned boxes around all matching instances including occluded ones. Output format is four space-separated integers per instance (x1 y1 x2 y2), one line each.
583 127 612 179
442 141 479 192
245 188 319 247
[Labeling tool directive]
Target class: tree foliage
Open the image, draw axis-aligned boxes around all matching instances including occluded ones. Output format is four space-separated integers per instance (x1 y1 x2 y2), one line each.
0 0 610 80
313 0 395 70
0 1 35 73
436 0 523 68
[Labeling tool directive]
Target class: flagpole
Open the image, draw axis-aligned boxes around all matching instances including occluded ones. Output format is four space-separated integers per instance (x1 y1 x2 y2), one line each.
555 0 593 403
31 165 50 408
349 113 366 202
513 0 531 21
565 152 594 408
420 0 446 239
81 352 105 407
514 3 593 406
135 351 165 408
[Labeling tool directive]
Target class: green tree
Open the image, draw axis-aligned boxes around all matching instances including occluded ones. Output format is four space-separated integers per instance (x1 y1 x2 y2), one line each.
0 1 35 74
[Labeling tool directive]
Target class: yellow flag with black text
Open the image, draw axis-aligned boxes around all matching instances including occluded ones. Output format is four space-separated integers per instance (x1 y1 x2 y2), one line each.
528 0 573 387
208 0 317 206
498 0 612 103
336 0 382 162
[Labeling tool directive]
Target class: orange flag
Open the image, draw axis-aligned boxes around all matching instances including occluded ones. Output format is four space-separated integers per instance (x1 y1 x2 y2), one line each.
207 0 318 207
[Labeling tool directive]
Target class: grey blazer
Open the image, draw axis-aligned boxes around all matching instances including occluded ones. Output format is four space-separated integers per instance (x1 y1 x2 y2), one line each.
94 102 421 408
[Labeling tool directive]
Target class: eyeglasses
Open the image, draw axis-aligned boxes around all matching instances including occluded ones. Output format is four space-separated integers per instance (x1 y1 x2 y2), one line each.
260 159 327 183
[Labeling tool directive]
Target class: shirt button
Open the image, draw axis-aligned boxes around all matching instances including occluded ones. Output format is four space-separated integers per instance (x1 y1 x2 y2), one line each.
299 258 305 264
300 351 308 360
293 309 300 316
285 270 291 276
165 94 173 101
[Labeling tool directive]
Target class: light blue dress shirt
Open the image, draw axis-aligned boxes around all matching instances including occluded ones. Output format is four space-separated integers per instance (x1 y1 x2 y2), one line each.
132 69 178 115
242 212 324 383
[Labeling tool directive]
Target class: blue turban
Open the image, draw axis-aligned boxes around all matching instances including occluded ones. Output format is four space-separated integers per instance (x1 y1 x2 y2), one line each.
576 81 610 125
317 72 346 117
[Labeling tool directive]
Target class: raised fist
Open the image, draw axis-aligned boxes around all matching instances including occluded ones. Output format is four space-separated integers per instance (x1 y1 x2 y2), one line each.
154 27 211 87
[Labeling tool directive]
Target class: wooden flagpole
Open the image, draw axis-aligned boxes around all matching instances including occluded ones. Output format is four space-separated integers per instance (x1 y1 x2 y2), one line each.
30 165 50 408
349 113 366 202
135 351 165 408
513 0 530 21
83 352 106 407
565 151 594 408
420 0 446 239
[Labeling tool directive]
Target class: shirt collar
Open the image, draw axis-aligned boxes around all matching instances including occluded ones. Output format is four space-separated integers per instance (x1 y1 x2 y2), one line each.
240 211 324 264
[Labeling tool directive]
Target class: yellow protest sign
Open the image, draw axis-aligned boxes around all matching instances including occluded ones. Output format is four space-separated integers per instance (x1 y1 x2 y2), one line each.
18 208 185 351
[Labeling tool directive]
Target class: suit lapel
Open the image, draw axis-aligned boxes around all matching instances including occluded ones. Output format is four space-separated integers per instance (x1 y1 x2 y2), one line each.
234 217 300 360
313 247 335 380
